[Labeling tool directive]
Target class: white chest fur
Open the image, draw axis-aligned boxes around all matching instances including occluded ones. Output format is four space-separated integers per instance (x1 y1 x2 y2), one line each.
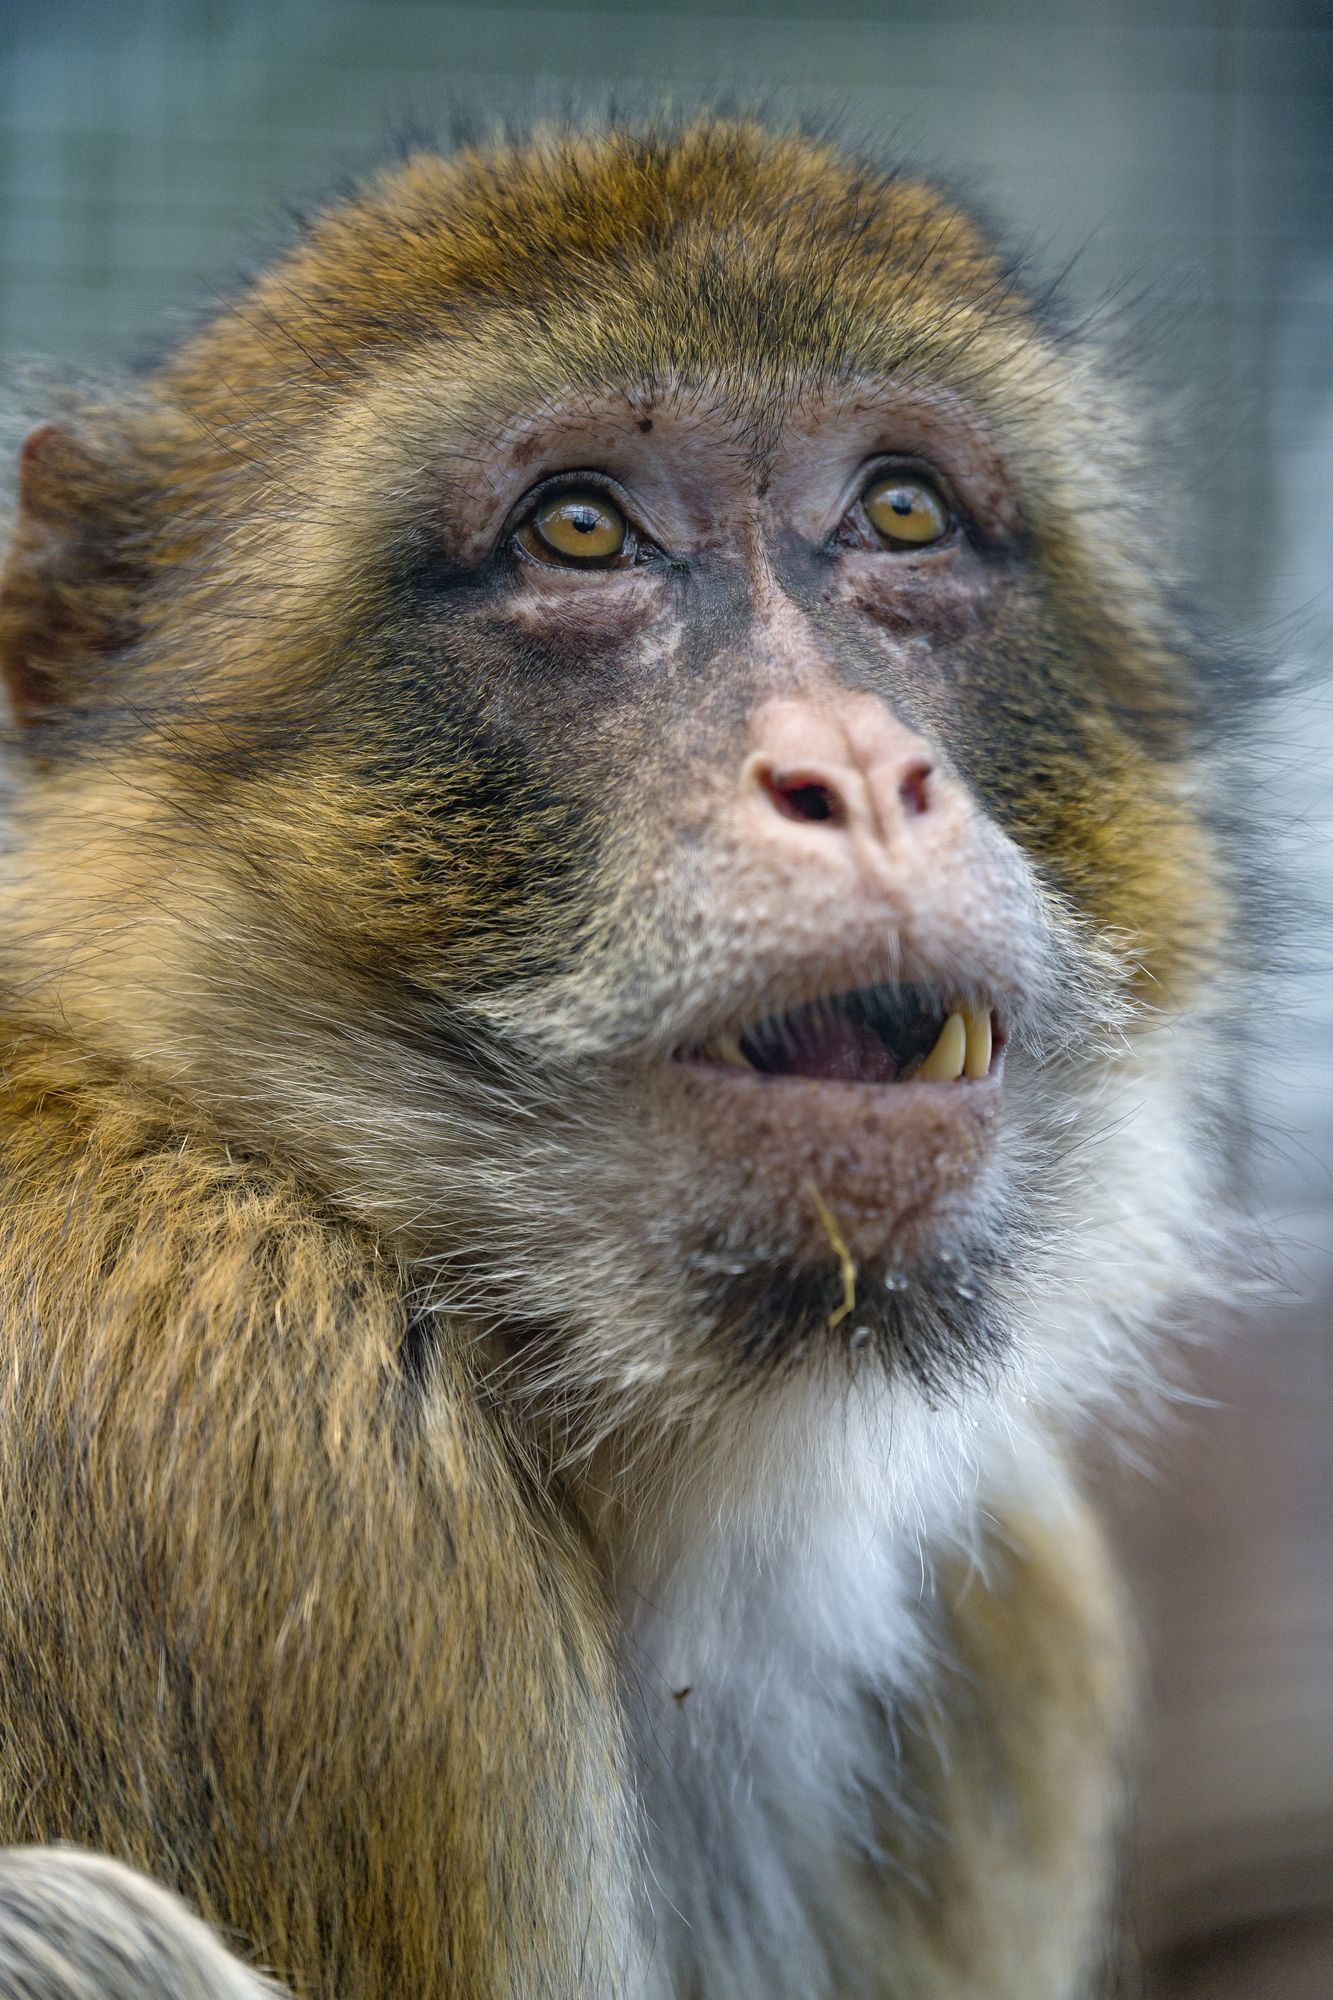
622 1519 923 2000
598 1333 1125 2000
608 1386 947 2000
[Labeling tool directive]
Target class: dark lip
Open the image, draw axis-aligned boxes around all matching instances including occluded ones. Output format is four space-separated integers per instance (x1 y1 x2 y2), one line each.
653 1060 1005 1265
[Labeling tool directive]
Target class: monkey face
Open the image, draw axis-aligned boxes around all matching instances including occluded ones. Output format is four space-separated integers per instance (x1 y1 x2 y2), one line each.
0 123 1244 1460
372 382 1063 1280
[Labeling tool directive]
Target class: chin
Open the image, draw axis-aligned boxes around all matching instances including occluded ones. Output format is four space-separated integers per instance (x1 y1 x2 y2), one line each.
537 1108 1027 1446
693 1237 1015 1391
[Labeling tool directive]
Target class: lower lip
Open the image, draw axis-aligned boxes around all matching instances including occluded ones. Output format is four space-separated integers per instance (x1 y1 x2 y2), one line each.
652 1061 1005 1264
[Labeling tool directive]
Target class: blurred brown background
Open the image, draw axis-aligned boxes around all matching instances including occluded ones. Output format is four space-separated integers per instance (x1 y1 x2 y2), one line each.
1 1 1329 1992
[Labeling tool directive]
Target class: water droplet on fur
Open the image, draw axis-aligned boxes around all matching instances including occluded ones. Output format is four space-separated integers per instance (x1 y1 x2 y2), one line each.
850 1326 871 1350
883 1272 906 1292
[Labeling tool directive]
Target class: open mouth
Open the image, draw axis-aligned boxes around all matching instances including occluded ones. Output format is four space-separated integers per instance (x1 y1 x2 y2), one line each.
682 983 1001 1086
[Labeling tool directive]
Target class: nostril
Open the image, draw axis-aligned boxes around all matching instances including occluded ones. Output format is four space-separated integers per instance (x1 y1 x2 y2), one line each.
760 767 848 826
898 758 933 817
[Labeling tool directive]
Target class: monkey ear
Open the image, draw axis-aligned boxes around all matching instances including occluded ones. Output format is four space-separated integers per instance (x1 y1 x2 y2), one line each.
0 419 143 727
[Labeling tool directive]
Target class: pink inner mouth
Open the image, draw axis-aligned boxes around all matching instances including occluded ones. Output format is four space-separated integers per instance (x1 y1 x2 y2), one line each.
768 1009 898 1084
683 982 1002 1086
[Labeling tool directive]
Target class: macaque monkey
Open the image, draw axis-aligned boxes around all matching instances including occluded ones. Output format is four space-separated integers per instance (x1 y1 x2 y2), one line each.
0 117 1249 1998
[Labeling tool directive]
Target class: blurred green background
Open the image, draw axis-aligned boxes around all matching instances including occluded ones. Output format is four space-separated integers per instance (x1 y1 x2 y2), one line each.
1 2 1330 1993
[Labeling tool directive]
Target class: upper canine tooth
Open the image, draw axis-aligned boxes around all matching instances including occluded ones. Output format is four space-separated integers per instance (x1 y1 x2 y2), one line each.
918 1012 966 1082
963 1006 992 1080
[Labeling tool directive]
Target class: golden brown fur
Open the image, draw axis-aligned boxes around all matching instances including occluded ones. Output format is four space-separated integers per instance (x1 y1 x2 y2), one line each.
0 1030 634 1996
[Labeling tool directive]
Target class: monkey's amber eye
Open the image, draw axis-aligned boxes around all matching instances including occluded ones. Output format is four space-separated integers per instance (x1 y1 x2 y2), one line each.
517 488 630 566
863 472 950 549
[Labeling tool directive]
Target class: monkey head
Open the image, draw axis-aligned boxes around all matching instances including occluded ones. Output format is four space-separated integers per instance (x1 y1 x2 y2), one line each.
0 122 1245 1490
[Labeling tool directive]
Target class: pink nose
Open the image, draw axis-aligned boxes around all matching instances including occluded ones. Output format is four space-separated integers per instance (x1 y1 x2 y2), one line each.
741 695 939 853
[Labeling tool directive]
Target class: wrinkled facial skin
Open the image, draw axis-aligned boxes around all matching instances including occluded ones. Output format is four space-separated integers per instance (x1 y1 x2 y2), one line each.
0 126 1242 1452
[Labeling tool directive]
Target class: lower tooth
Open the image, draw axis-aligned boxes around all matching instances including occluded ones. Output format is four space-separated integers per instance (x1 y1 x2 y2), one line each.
918 1012 966 1082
